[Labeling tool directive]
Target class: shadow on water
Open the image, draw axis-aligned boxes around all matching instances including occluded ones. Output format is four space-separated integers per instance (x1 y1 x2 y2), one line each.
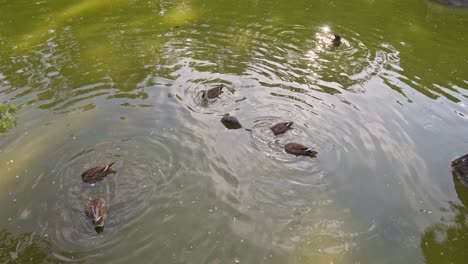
420 173 468 264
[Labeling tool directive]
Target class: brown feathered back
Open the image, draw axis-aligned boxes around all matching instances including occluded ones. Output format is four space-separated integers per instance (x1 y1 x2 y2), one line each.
271 121 293 135
86 198 108 227
81 162 115 183
284 143 317 157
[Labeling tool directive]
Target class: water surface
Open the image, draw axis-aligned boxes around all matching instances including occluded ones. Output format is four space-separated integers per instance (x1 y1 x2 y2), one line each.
1 0 468 263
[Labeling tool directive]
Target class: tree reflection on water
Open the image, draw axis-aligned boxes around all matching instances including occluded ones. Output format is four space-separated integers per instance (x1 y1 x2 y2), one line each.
421 173 468 264
0 229 69 264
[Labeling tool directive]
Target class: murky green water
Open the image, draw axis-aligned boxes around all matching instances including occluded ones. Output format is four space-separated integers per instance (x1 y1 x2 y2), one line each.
1 0 468 263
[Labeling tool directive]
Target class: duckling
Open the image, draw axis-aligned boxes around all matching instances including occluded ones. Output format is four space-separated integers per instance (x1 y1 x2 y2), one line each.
81 162 115 183
284 143 317 157
332 34 342 46
271 121 293 135
86 198 108 228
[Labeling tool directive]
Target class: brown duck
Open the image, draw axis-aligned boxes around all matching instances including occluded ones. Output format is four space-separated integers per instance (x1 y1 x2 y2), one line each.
332 34 342 46
81 162 115 183
284 143 317 157
86 198 108 228
202 84 224 99
271 121 293 135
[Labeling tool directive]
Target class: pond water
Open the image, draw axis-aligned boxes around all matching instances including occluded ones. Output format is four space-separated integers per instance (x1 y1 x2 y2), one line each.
1 0 468 263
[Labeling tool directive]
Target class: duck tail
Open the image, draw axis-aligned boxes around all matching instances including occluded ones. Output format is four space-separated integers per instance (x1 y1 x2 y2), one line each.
287 121 294 128
105 162 115 171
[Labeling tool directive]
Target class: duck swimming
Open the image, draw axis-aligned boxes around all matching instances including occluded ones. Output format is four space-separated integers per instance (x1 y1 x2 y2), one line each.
332 34 342 46
271 121 293 135
284 143 317 157
81 162 115 183
86 197 108 228
202 84 224 99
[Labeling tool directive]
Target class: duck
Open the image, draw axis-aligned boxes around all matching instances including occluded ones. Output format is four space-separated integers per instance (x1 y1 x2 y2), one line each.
221 116 242 129
332 34 342 46
284 143 317 157
202 84 224 99
81 162 115 183
271 121 293 135
86 197 108 228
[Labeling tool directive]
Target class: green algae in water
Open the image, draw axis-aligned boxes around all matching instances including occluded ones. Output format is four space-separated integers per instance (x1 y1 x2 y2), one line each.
0 104 18 134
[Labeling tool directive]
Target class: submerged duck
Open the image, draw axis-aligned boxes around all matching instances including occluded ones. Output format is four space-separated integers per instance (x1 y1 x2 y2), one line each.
284 143 317 157
332 34 342 46
81 162 115 183
202 84 225 99
86 198 108 228
271 121 293 135
221 116 243 129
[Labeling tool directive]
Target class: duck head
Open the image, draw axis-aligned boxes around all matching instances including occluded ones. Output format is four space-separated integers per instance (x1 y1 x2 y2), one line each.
332 34 342 46
200 90 209 106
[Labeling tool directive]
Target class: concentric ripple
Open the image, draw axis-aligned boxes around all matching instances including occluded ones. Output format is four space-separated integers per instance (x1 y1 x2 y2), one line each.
49 135 178 256
304 25 394 92
170 71 242 115
1 0 467 263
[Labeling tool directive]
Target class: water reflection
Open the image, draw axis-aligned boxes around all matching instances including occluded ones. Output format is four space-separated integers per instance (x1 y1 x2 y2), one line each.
305 25 394 93
0 0 465 115
433 0 468 7
421 174 468 263
0 229 76 263
0 104 17 134
0 0 468 263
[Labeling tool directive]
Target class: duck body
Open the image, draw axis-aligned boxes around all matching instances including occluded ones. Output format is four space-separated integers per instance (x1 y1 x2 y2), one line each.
271 121 293 135
81 162 115 183
452 154 468 187
86 198 108 228
284 143 317 157
332 34 342 46
204 84 224 99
